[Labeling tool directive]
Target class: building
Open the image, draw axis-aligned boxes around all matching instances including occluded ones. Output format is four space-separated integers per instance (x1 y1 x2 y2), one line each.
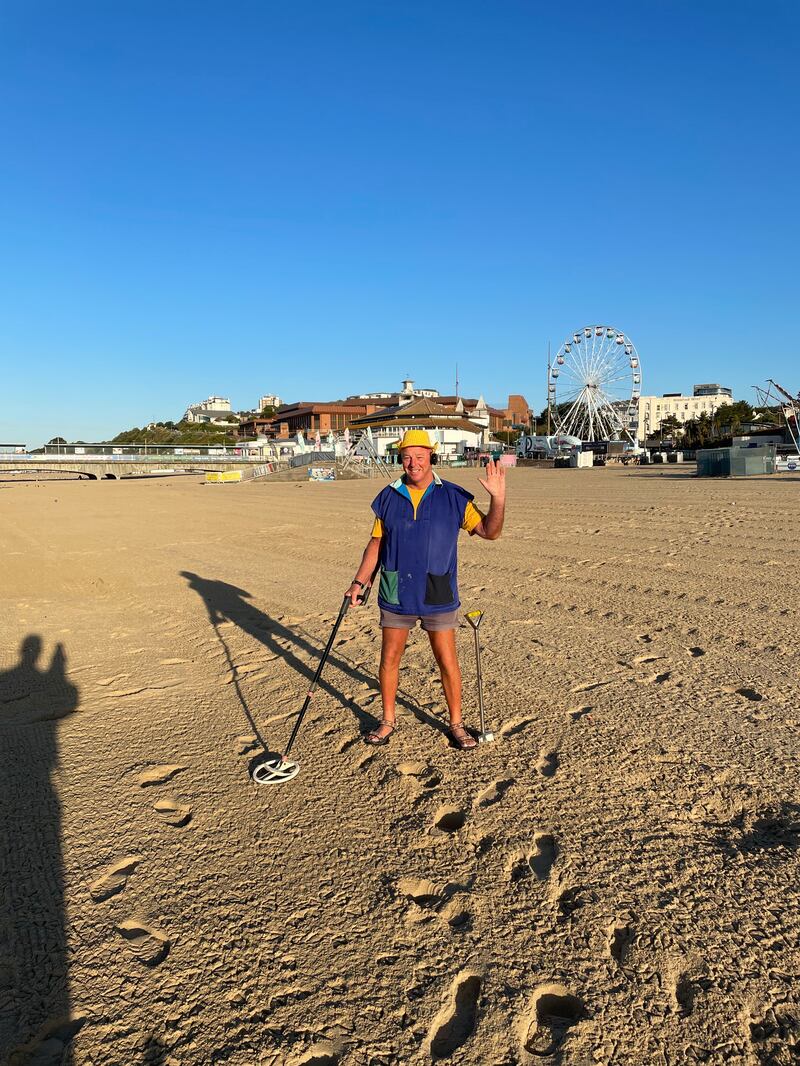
258 394 282 411
237 417 277 440
693 383 733 398
348 379 440 404
265 400 384 438
435 394 531 433
637 384 734 439
346 396 488 459
183 396 237 424
435 395 505 433
264 381 441 438
502 394 533 429
241 380 531 442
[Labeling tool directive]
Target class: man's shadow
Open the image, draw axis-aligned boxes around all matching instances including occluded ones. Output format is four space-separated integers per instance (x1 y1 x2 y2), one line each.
0 636 81 1065
180 571 447 758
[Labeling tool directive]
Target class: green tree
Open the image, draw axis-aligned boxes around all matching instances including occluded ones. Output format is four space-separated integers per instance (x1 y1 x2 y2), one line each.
656 415 682 442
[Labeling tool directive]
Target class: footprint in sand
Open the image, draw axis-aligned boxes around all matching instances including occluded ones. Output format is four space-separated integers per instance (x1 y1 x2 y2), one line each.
687 647 705 658
136 765 186 787
397 877 444 907
290 1042 341 1065
425 971 482 1058
115 919 170 966
530 834 558 879
571 679 613 693
474 778 514 808
520 984 586 1057
673 970 696 1016
11 1016 87 1063
510 833 558 882
500 718 533 738
397 761 441 790
396 763 441 797
432 806 467 835
396 878 471 930
536 752 558 778
89 855 143 902
153 796 192 827
608 921 635 966
555 885 596 922
337 736 361 754
567 705 592 722
641 670 671 685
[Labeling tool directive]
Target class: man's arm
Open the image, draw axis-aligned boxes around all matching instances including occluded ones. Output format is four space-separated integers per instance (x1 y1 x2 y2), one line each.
471 458 506 541
346 535 382 605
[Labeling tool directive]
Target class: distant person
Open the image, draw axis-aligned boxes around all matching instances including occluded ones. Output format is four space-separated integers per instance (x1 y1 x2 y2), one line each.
346 430 506 750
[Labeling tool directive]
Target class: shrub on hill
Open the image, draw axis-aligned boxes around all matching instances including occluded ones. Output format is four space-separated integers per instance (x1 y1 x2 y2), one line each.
109 421 239 446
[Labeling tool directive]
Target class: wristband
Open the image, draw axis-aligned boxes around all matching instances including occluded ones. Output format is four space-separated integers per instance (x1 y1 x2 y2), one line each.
352 579 366 589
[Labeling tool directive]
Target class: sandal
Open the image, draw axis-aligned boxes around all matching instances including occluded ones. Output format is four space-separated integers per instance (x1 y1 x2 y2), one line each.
364 719 395 746
449 723 477 751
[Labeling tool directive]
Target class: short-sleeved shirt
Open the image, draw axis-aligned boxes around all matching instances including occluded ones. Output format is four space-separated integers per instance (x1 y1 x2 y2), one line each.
371 489 484 537
370 473 485 616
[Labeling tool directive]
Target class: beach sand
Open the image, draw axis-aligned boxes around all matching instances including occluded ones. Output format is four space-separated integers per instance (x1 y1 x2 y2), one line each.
0 467 797 1065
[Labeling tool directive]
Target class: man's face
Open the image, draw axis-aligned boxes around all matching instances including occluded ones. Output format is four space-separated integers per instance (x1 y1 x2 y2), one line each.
401 446 432 484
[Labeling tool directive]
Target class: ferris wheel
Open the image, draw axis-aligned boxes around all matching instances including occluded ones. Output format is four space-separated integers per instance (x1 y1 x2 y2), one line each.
548 325 641 443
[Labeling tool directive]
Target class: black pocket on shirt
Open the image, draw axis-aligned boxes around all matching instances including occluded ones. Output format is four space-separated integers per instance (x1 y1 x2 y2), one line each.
425 572 454 606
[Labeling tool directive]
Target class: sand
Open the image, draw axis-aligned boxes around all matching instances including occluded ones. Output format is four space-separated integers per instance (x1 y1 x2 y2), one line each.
0 467 798 1065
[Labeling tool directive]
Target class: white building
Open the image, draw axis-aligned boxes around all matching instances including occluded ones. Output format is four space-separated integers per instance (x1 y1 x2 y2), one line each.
637 384 734 439
183 396 237 424
350 379 440 403
258 394 282 411
347 396 487 460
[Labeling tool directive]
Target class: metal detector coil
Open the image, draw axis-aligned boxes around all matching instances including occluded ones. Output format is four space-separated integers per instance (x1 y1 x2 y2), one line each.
251 581 373 785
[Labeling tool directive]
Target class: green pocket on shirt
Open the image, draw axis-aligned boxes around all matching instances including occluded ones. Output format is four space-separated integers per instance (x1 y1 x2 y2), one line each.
425 572 455 606
379 569 400 605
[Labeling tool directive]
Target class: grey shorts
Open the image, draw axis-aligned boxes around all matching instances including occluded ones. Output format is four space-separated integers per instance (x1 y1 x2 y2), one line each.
380 608 460 632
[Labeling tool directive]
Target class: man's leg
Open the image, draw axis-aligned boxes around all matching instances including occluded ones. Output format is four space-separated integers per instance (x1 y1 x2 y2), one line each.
427 628 477 749
373 626 409 740
426 628 462 724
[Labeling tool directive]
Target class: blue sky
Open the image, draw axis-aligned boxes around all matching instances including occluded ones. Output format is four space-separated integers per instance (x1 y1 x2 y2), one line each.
1 0 798 445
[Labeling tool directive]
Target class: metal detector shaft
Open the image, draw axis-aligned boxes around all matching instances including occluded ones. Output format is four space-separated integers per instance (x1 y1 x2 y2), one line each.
472 626 486 738
283 584 372 758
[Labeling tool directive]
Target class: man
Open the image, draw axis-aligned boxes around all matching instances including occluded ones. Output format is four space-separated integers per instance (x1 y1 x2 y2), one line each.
346 430 506 750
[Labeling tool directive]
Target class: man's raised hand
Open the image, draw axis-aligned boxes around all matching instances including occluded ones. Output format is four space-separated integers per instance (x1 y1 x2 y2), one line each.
478 458 506 498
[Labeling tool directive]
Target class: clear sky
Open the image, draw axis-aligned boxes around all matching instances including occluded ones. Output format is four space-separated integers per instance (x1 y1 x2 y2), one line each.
2 0 798 445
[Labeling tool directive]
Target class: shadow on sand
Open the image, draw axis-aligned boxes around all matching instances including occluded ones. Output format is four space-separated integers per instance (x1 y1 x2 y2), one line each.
180 571 448 763
0 636 81 1065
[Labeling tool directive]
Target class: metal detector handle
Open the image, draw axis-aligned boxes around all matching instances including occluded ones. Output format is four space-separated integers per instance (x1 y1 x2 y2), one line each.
355 582 372 608
283 582 371 758
345 563 379 610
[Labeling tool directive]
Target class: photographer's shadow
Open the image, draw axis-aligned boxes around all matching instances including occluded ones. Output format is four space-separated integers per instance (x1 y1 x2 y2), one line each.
0 635 81 1064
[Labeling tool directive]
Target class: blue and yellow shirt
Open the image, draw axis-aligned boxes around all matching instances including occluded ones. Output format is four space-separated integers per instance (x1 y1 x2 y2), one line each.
370 473 484 615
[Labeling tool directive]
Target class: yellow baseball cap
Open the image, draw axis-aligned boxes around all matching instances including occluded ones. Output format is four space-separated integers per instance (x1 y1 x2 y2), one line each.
396 430 437 451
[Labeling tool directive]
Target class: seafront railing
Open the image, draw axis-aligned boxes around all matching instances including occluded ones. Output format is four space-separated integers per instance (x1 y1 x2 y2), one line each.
0 454 266 463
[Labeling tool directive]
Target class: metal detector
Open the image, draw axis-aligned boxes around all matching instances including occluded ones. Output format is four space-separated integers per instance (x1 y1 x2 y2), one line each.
251 583 372 785
464 609 494 743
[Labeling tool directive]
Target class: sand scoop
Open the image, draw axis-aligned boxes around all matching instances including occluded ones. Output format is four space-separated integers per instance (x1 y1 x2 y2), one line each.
465 608 494 744
251 584 371 785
